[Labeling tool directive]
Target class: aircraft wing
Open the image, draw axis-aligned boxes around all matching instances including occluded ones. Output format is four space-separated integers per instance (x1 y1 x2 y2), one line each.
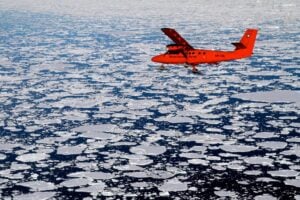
161 28 194 50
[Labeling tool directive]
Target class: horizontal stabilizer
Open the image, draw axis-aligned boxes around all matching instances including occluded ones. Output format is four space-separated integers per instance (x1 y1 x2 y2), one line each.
232 42 246 50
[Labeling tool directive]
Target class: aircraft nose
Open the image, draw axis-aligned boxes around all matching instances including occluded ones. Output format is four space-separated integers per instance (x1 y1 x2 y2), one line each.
151 55 164 63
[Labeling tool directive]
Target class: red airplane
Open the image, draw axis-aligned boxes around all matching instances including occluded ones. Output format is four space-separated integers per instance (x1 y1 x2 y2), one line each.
151 28 258 73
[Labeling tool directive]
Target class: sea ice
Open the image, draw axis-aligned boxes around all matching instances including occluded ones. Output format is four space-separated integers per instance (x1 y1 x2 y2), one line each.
244 156 273 166
76 182 106 195
0 153 6 160
257 141 287 150
59 178 91 188
14 192 56 200
181 134 226 144
284 179 300 188
67 171 114 180
159 178 188 192
56 145 86 155
17 181 56 191
254 194 277 200
16 153 49 163
214 190 237 198
220 144 258 153
130 144 166 156
233 90 300 105
72 124 118 139
268 170 299 178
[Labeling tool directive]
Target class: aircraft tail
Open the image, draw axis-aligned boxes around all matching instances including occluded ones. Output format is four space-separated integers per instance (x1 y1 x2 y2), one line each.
232 29 258 55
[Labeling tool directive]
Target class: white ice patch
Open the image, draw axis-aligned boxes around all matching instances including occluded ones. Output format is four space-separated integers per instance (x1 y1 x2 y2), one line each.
155 115 194 124
159 178 188 192
214 190 237 198
72 124 118 140
179 152 202 159
0 143 18 152
129 158 153 166
14 192 56 200
188 159 209 166
56 145 86 155
76 182 106 195
51 97 101 109
0 153 6 160
257 141 287 150
60 178 91 188
124 171 150 179
17 181 56 191
10 163 32 171
244 170 262 176
16 153 49 163
130 144 166 156
244 156 273 166
268 170 299 178
113 165 144 171
284 179 300 188
254 194 277 200
68 171 114 180
253 132 278 139
287 137 300 143
181 134 226 144
220 144 258 153
233 90 300 105
280 145 300 157
256 177 279 183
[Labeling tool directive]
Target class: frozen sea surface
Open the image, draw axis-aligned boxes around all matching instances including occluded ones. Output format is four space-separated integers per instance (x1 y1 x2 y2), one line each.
0 0 299 199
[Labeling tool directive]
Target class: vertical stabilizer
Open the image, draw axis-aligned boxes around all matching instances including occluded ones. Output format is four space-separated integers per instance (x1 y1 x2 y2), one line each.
239 29 258 55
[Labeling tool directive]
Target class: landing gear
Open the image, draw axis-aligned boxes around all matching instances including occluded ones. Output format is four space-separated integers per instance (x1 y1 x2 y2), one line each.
159 65 165 70
192 66 198 73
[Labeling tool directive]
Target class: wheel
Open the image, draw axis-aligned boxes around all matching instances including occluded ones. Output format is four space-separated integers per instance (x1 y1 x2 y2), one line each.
192 66 198 73
159 65 165 70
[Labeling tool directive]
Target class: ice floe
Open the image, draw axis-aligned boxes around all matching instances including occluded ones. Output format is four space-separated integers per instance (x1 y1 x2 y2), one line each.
284 179 300 188
56 145 86 155
68 171 115 180
220 144 258 153
130 144 166 156
254 194 277 200
257 141 287 151
181 134 226 144
159 178 188 192
244 156 273 166
16 153 49 163
76 182 106 195
214 190 237 198
59 178 91 188
268 170 299 178
14 192 56 200
17 181 56 191
233 90 300 105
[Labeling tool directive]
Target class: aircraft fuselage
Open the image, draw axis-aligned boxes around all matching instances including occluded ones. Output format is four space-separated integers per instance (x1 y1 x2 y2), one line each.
151 28 258 72
152 49 252 65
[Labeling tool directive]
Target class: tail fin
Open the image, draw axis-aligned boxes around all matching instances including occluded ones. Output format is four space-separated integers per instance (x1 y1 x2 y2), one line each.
232 29 258 55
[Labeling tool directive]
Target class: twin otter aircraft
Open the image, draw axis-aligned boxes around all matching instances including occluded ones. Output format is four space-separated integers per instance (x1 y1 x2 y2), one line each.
152 28 258 73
